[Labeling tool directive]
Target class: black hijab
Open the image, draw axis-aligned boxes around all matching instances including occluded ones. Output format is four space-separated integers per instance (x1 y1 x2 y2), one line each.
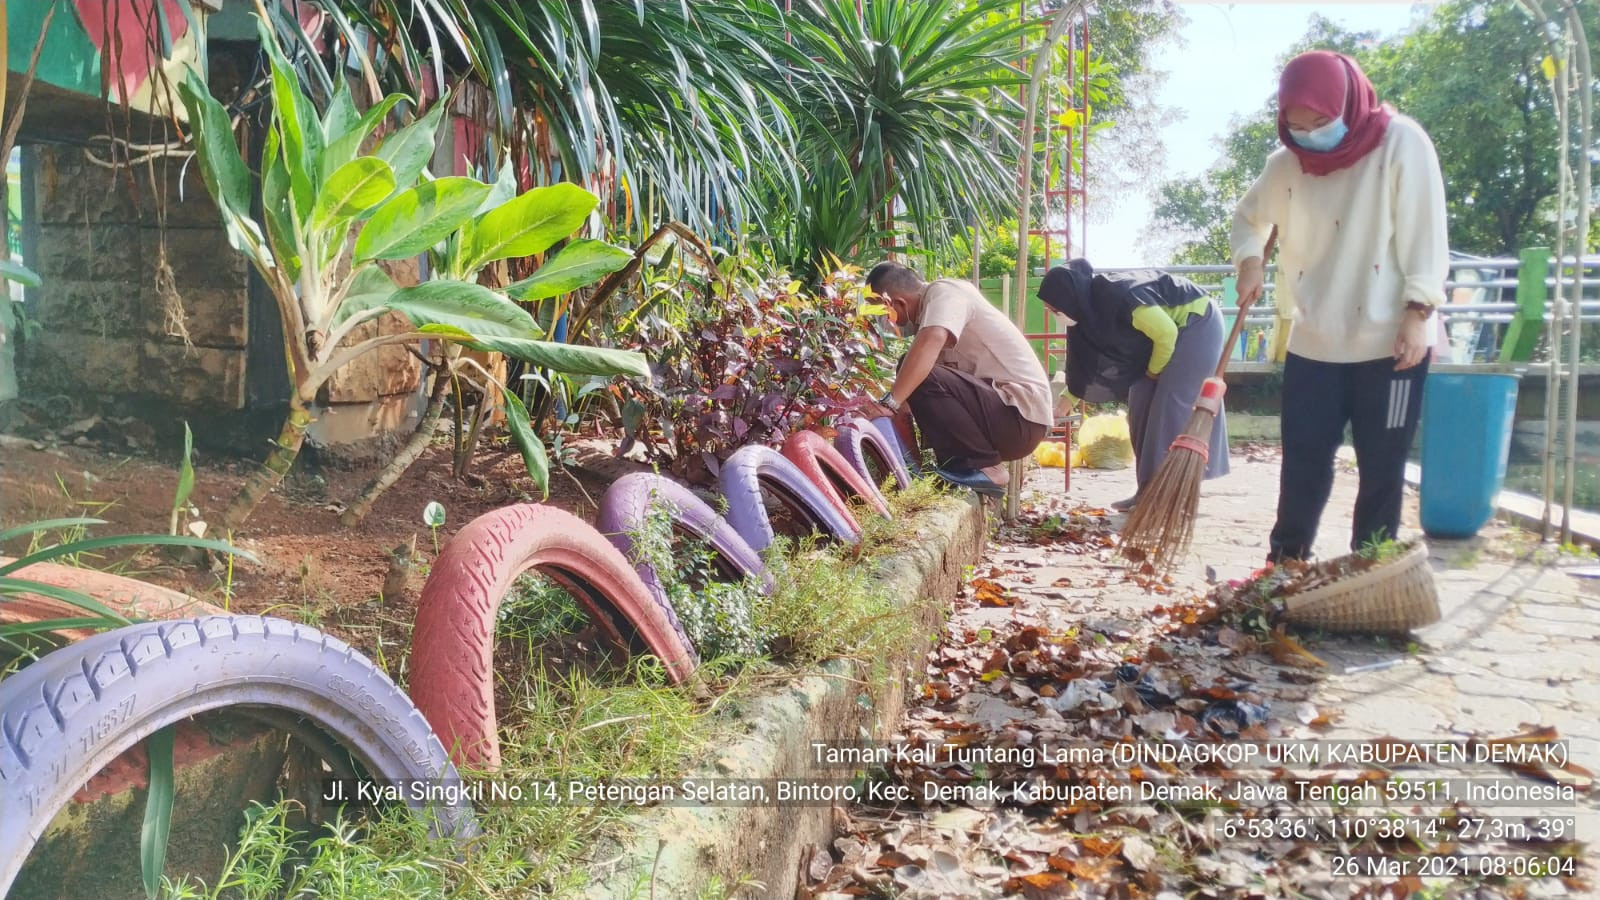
1038 259 1208 402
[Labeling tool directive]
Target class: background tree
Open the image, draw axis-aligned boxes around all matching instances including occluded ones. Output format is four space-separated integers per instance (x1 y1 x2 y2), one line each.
765 0 1031 275
1146 15 1376 262
1081 0 1183 235
1366 0 1587 255
1147 113 1280 264
1149 3 1600 262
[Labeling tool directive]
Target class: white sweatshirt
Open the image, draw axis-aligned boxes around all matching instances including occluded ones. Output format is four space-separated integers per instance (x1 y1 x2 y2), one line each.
1230 114 1449 364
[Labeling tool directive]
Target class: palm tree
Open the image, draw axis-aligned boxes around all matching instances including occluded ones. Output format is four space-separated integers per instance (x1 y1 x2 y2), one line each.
258 1 1035 272
771 0 1033 270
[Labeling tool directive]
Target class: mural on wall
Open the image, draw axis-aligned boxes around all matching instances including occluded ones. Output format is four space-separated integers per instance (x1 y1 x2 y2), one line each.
5 0 209 120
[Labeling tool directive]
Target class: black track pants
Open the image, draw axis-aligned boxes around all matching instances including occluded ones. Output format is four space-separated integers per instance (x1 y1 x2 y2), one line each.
1269 353 1429 562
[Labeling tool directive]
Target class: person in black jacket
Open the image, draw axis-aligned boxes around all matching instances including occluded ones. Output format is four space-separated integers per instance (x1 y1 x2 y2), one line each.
1039 259 1230 510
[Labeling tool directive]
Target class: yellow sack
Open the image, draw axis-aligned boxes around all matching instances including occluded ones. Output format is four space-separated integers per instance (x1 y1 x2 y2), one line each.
1073 412 1134 470
1033 440 1067 468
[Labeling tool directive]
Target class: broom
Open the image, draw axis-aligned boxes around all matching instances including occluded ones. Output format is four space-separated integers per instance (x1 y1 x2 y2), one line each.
1119 228 1278 570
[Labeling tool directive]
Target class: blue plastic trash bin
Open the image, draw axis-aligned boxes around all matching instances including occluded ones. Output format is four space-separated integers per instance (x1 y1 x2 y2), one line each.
1419 371 1520 539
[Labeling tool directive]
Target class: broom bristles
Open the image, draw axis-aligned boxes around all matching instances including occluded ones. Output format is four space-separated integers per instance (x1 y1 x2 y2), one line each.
1118 406 1217 569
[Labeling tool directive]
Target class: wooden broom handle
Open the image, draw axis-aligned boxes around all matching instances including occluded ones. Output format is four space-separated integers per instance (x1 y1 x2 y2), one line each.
1214 226 1278 379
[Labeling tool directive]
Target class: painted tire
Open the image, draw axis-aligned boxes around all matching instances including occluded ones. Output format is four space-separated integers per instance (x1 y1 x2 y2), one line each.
781 430 890 523
0 561 239 808
597 473 774 613
0 616 478 894
717 444 861 553
408 505 695 770
870 415 919 474
834 417 912 493
874 415 921 474
0 559 226 643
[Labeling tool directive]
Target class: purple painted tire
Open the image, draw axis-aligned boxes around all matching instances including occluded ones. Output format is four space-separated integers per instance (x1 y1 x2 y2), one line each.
870 416 920 474
597 473 774 619
0 616 477 894
834 416 912 493
717 444 861 552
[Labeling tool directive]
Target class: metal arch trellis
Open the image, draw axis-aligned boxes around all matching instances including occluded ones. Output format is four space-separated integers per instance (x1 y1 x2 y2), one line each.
1515 0 1591 545
1006 0 1088 521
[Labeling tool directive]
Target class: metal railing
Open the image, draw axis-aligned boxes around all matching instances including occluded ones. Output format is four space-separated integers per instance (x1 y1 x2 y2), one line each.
1061 255 1600 365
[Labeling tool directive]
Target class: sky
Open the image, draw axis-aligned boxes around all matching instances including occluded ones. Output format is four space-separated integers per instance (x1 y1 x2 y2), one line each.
1086 1 1431 267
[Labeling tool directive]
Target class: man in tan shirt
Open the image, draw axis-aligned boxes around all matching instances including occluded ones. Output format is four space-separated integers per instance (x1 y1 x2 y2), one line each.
864 262 1051 496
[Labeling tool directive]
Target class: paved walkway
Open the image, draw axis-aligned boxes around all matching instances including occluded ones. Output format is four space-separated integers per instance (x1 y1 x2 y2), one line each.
1019 450 1600 855
813 450 1596 897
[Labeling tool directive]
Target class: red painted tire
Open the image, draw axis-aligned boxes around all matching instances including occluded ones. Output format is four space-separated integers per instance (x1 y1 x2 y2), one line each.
596 473 773 612
782 429 891 523
717 444 861 553
881 412 920 468
408 505 695 770
870 415 920 475
834 416 912 493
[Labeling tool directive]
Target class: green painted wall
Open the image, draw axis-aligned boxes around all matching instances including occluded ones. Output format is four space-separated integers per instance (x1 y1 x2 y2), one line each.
7 2 102 99
975 277 1061 375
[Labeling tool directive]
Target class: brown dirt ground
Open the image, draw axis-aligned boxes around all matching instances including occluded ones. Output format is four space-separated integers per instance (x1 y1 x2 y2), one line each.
0 434 607 674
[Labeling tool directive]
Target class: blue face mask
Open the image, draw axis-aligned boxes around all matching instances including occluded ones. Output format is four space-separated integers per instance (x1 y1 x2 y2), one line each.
1290 117 1348 152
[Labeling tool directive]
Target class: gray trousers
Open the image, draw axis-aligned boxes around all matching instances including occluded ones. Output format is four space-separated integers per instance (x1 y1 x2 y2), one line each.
1126 301 1230 491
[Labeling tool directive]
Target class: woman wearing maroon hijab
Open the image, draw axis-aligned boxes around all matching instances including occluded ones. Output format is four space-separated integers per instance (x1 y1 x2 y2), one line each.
1231 51 1448 562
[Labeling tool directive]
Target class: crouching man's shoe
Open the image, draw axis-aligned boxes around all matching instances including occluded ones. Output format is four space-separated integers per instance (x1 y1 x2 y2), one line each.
933 465 1007 497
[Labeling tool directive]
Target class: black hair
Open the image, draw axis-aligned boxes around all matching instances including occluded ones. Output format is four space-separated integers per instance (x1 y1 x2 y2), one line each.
865 261 923 295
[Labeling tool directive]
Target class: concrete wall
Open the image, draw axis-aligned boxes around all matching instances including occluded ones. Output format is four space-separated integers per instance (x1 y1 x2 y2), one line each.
14 140 424 458
19 144 252 414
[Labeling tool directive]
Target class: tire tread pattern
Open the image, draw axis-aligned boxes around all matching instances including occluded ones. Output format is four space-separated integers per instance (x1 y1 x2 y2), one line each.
596 473 773 616
716 444 861 553
0 616 476 895
408 505 694 770
781 430 891 521
833 416 912 493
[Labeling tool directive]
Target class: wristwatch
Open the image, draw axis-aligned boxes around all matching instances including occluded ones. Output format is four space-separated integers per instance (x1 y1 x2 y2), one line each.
879 391 901 412
1405 300 1436 320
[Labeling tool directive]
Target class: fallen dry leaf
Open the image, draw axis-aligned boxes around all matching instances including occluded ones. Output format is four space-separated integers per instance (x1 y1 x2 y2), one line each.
1121 835 1157 871
806 844 833 882
877 850 917 869
980 647 1007 674
1081 836 1122 857
1268 628 1327 668
929 807 990 833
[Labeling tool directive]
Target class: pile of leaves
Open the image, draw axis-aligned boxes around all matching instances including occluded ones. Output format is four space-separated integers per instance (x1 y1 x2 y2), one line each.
800 502 1590 898
615 263 899 482
1171 539 1420 641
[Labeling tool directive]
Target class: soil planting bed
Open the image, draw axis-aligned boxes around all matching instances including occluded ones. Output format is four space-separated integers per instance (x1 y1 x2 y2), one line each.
0 434 605 667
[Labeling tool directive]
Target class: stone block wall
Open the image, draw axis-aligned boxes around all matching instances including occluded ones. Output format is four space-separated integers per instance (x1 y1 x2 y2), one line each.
15 141 424 458
20 144 251 413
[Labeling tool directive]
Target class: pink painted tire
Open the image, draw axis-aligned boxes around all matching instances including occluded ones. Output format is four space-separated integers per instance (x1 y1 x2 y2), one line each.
0 559 225 643
781 429 891 523
717 444 861 553
408 505 694 770
833 416 912 494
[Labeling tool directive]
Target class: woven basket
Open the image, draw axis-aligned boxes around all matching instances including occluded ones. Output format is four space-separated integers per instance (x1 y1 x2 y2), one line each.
1281 542 1440 634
